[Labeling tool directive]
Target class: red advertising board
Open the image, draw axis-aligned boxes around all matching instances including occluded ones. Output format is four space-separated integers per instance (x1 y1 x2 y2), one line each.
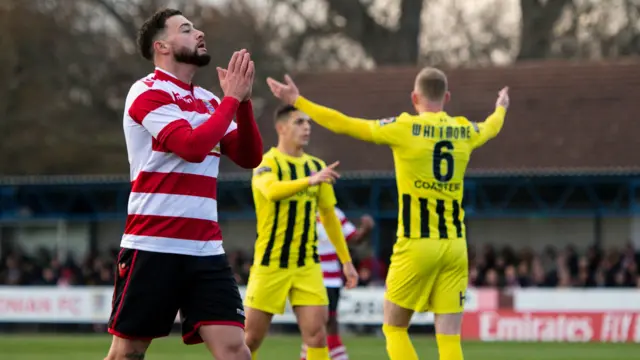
462 311 640 343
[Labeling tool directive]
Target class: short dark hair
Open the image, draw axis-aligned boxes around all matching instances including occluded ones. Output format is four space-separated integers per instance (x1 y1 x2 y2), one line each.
137 8 182 61
415 67 448 101
274 104 298 123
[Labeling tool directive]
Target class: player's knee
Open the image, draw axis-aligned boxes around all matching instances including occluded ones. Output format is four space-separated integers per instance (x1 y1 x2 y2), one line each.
303 324 327 348
434 313 463 335
105 350 147 360
244 331 263 352
105 338 149 360
216 341 252 360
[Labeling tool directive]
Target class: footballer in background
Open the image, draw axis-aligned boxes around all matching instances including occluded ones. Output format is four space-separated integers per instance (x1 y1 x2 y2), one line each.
245 105 358 360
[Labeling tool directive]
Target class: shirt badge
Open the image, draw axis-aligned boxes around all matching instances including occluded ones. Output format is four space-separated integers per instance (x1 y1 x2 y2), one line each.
378 117 396 126
204 100 216 114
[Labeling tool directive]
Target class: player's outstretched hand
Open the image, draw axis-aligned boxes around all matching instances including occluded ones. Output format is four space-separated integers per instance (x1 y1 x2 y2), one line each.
343 262 359 289
266 74 299 106
309 161 340 186
496 86 509 109
217 49 255 102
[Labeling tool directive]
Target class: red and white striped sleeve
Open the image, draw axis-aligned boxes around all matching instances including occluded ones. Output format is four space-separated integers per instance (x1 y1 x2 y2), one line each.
126 83 240 163
334 207 357 242
208 90 262 169
127 86 186 143
208 94 238 141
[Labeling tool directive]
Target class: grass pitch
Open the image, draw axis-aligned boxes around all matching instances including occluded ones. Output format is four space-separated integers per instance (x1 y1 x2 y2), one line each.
0 334 634 359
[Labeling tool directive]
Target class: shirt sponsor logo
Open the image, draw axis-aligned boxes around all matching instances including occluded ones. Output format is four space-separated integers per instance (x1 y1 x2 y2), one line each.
173 92 194 104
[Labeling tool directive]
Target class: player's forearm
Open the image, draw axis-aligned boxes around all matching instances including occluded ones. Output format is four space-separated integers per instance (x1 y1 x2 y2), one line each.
259 178 311 202
350 225 371 243
162 97 239 163
223 101 263 168
319 207 353 264
483 106 506 139
294 96 375 142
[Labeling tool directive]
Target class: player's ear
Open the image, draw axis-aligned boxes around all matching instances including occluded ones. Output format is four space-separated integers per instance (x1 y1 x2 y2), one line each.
153 40 170 56
274 120 284 135
444 91 451 104
411 91 420 107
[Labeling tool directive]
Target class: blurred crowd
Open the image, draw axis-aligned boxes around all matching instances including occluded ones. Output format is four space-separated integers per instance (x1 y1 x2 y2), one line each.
0 247 119 287
3 243 639 289
469 243 640 288
0 247 387 288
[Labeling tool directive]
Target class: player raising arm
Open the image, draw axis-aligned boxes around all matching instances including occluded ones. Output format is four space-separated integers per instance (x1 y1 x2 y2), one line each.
267 69 509 360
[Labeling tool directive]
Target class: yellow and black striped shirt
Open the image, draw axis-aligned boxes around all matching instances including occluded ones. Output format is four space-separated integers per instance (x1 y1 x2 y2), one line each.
251 148 337 268
295 96 505 241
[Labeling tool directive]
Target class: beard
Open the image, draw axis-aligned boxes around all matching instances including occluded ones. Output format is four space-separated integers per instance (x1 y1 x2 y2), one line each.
173 46 211 67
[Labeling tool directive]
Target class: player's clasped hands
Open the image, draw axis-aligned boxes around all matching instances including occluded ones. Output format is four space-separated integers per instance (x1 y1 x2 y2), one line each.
309 161 341 185
217 49 255 102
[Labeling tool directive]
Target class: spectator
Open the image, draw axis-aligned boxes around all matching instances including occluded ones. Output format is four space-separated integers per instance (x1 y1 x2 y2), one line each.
357 267 372 287
1 243 639 290
503 265 519 288
557 268 572 288
575 268 590 287
594 269 607 287
96 266 113 286
484 268 499 287
357 255 386 286
36 267 58 286
517 261 531 287
530 258 548 287
0 254 23 285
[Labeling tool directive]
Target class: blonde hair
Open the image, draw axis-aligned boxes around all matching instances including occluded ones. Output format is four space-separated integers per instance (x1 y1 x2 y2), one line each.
414 67 448 101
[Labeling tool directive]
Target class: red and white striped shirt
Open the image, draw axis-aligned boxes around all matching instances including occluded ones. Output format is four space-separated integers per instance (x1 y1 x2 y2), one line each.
316 207 357 288
120 68 239 256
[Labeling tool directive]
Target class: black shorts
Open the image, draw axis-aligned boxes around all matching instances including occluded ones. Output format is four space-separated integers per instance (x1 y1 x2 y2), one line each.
327 287 341 316
108 248 244 344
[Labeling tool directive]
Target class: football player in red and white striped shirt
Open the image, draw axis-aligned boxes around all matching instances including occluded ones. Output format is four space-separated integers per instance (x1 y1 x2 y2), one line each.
105 8 261 360
301 207 375 360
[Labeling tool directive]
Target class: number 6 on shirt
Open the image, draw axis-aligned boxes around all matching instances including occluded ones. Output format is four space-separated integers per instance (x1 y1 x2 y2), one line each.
433 141 454 182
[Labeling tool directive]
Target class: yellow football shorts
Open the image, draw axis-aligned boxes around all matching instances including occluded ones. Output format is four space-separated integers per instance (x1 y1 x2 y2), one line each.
244 263 328 315
385 237 468 314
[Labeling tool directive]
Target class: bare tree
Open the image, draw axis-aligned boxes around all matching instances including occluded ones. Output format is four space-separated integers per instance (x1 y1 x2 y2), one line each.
517 0 573 60
269 0 425 67
325 0 424 64
0 0 283 175
0 0 137 174
553 0 640 59
4 0 639 175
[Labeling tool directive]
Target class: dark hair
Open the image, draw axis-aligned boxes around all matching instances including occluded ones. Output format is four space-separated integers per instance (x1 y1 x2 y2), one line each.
137 8 182 61
274 104 298 123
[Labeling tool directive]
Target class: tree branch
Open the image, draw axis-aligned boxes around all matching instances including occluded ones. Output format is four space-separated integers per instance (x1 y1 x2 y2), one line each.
91 0 137 43
325 0 386 42
517 0 572 60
